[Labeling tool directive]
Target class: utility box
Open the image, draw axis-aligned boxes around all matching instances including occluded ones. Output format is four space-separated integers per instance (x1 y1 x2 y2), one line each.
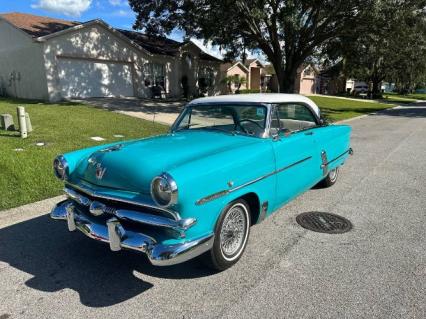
0 114 15 131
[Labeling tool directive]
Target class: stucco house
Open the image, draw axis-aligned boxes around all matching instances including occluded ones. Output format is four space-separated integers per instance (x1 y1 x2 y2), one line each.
294 64 319 95
266 63 319 94
220 58 266 93
0 12 222 101
220 61 249 92
244 59 265 90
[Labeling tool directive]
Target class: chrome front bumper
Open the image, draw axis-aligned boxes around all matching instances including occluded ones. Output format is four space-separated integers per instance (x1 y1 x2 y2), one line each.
51 200 214 266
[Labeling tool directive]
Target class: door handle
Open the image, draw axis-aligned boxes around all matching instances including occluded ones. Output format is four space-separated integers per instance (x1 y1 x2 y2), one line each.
304 131 314 136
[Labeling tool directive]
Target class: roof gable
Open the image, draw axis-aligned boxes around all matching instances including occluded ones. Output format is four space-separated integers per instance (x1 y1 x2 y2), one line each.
179 41 222 62
244 58 264 68
118 29 182 56
222 61 249 73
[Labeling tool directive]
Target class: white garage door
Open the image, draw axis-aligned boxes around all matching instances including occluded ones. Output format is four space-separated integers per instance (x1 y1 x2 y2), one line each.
58 58 134 98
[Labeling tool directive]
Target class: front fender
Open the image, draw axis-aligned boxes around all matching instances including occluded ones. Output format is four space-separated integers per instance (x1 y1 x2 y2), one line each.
169 139 276 239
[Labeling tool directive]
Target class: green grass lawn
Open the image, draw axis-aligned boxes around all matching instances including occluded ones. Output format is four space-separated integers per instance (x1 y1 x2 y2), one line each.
0 98 167 211
308 96 392 122
383 92 426 103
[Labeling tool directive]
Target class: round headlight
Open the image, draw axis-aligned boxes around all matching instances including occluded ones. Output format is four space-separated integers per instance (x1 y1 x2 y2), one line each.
53 155 68 180
150 173 178 207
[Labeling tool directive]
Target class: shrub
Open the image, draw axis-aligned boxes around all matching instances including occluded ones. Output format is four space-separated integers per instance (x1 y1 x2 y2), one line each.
237 89 270 94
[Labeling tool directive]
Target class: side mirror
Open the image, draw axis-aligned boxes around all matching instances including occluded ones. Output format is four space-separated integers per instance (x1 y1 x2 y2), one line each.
319 117 328 126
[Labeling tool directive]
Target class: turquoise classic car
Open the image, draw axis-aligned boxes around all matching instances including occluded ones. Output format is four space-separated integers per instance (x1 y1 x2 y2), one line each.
51 94 352 270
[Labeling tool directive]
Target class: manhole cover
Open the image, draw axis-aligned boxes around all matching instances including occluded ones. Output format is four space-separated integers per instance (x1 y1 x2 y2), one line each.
296 212 352 234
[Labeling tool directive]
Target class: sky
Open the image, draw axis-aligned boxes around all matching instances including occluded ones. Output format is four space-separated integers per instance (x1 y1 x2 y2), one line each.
0 0 236 60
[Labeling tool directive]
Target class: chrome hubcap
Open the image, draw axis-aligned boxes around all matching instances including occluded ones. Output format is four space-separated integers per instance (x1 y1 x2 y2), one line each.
220 205 247 258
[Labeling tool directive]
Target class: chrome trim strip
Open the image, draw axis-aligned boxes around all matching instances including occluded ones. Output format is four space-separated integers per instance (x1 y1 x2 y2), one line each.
320 150 328 176
65 181 180 220
114 209 196 231
321 148 352 168
196 156 312 205
63 187 195 232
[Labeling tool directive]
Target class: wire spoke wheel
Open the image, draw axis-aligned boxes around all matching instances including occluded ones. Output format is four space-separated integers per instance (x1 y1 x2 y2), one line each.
204 199 251 270
219 204 248 260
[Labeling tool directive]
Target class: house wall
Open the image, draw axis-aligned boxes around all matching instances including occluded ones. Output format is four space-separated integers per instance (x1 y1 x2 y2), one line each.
179 43 222 97
226 64 248 91
43 24 151 101
198 60 223 96
0 19 49 99
295 65 317 95
249 67 261 90
43 25 222 101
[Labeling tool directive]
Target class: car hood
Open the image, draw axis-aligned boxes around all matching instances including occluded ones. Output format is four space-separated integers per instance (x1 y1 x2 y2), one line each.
71 130 261 194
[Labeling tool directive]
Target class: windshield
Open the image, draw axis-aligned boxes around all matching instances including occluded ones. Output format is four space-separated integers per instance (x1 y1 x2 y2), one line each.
172 104 268 137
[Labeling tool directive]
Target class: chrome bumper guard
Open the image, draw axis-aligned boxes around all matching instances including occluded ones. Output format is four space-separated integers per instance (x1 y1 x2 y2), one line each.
51 200 214 266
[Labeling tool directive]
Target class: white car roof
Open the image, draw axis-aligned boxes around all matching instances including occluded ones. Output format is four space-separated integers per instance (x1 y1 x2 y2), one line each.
189 94 320 117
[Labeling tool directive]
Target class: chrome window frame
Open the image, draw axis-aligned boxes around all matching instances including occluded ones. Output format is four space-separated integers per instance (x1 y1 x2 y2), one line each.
270 102 325 138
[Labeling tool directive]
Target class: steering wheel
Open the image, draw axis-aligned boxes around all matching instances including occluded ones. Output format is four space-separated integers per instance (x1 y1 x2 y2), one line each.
236 119 263 134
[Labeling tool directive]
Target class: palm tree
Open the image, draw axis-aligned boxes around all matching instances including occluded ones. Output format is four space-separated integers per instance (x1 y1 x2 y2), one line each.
221 75 247 94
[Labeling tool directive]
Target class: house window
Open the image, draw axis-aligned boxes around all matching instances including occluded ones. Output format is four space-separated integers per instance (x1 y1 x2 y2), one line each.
304 67 312 77
144 63 166 89
198 67 215 92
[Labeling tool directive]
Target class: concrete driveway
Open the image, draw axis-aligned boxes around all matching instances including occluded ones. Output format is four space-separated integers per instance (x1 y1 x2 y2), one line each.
0 103 425 318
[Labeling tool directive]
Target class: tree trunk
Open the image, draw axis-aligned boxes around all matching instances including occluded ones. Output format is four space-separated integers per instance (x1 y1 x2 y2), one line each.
272 63 299 93
282 64 298 93
371 77 382 98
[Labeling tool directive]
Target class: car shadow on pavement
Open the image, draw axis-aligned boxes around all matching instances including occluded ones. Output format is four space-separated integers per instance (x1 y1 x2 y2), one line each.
0 214 216 307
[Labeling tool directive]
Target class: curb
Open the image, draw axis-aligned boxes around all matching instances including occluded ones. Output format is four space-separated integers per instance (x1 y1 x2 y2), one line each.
334 105 401 124
0 195 65 229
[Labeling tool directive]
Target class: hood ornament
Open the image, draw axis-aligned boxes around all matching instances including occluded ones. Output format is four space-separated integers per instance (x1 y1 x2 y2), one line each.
95 163 107 180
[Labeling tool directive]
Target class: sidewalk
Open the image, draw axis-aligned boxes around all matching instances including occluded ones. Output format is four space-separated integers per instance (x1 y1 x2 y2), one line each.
78 97 185 126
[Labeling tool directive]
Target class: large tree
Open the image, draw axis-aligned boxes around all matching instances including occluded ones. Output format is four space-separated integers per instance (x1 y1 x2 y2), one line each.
129 0 369 93
325 0 426 95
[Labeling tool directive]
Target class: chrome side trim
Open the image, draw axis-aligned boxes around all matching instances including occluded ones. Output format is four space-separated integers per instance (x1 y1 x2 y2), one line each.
321 148 353 168
196 156 312 205
320 150 328 176
65 181 180 220
257 201 268 224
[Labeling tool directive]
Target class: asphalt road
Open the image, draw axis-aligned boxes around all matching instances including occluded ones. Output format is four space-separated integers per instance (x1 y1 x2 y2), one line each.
0 103 425 319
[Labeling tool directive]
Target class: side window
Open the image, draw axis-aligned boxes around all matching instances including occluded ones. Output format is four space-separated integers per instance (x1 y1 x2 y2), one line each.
275 103 317 133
